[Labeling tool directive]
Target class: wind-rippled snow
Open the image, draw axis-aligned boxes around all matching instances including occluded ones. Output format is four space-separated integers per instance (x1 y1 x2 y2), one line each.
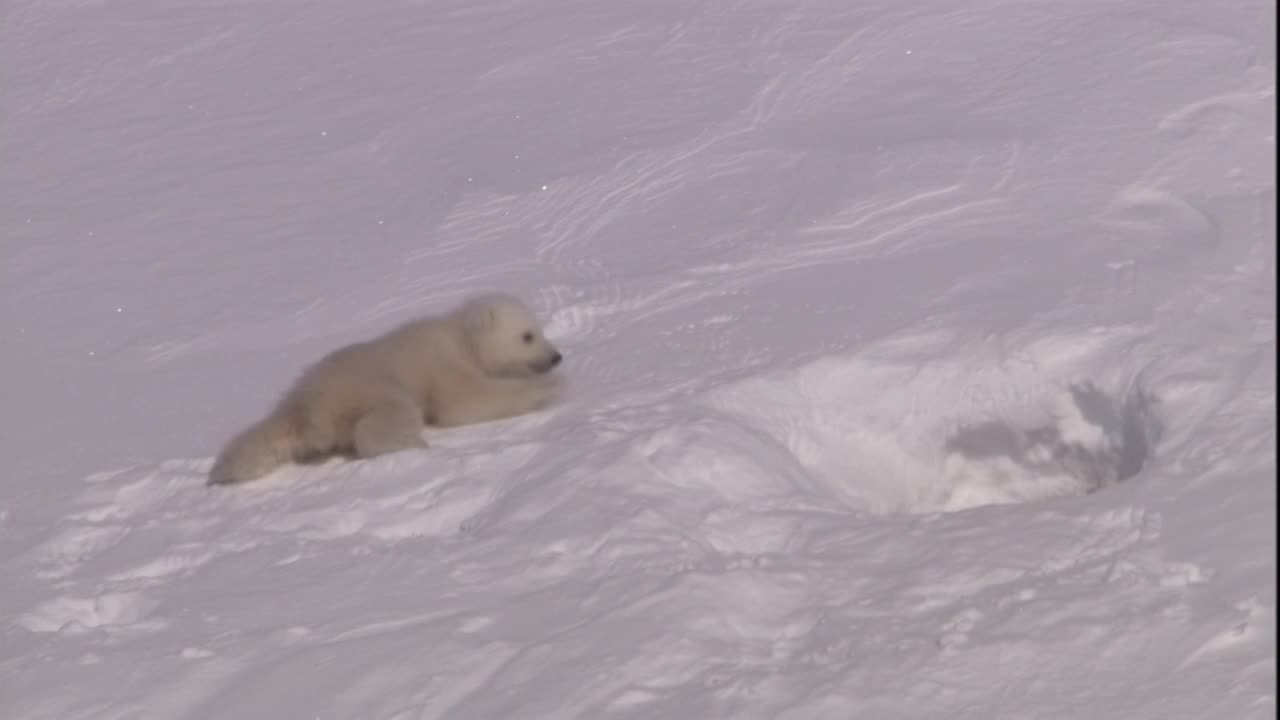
3 1 1274 718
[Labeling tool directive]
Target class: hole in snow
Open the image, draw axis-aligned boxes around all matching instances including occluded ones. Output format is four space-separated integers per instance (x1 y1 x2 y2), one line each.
703 352 1163 515
937 382 1161 512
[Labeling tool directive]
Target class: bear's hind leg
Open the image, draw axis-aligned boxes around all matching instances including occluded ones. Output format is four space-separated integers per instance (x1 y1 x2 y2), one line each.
352 401 428 458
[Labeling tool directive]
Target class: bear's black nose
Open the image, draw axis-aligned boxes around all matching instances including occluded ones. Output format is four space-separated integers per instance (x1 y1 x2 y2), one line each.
550 351 562 366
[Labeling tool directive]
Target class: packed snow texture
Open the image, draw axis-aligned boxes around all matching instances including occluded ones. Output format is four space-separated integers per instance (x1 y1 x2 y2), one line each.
3 0 1275 718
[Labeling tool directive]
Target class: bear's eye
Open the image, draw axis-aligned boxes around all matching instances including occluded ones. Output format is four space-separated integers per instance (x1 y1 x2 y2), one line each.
522 331 534 344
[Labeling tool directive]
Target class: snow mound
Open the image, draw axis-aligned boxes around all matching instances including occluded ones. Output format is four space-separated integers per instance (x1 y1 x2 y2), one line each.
705 328 1163 514
942 382 1160 510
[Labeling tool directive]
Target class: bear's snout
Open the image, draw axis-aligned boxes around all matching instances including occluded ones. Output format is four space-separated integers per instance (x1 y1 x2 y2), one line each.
530 350 562 374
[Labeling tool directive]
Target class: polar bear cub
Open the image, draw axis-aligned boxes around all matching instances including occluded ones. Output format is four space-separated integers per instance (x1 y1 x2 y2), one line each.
208 292 563 486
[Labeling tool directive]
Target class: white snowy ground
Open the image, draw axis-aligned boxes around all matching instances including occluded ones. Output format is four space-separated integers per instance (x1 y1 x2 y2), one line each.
3 0 1275 717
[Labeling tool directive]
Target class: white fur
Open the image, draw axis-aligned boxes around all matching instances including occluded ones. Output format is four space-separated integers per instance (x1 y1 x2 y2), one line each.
208 292 563 486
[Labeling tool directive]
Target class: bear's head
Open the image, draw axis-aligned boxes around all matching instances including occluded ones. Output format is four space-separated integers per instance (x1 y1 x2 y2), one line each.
459 293 563 378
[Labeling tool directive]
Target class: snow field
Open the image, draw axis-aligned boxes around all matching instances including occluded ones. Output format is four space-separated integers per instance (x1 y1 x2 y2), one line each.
3 0 1275 717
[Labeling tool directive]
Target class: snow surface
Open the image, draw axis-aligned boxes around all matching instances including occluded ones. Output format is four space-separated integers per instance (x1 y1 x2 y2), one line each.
3 0 1276 717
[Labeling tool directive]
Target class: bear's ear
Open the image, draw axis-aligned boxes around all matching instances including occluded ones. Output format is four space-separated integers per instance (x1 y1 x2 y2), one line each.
463 303 496 335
